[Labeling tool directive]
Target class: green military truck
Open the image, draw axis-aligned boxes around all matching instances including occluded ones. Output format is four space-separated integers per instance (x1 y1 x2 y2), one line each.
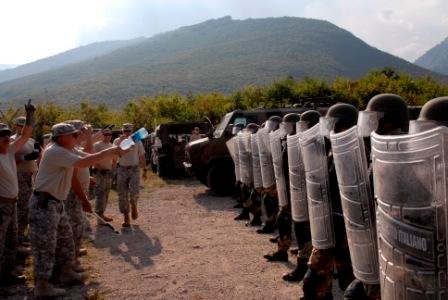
184 98 336 196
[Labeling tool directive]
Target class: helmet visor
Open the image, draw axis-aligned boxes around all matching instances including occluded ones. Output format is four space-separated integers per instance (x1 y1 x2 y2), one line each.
408 120 439 134
296 121 309 133
357 111 384 137
319 117 337 138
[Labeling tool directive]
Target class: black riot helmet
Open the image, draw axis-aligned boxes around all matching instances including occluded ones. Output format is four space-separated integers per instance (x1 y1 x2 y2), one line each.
282 113 301 135
245 123 260 134
265 115 282 132
409 96 448 133
358 93 409 136
297 110 321 132
321 103 358 135
231 123 245 135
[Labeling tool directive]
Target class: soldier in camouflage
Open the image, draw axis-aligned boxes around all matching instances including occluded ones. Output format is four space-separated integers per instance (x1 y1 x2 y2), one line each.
10 116 40 247
0 102 34 286
113 123 146 227
94 127 115 222
29 122 123 298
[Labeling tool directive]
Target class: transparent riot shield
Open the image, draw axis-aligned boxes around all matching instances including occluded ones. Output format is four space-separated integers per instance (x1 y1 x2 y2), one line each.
299 123 335 249
226 135 240 182
270 127 288 207
330 126 378 284
251 133 263 189
287 132 309 222
372 126 448 300
258 127 275 189
239 131 253 186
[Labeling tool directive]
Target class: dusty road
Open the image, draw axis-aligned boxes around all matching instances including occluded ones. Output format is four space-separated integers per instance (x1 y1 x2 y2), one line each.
4 174 344 299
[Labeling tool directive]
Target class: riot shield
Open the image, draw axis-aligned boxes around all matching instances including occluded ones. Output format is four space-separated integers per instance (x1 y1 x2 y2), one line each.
258 127 275 189
372 127 448 300
287 132 309 222
270 127 289 207
239 131 253 186
226 135 240 182
251 132 263 189
299 123 335 249
330 126 378 284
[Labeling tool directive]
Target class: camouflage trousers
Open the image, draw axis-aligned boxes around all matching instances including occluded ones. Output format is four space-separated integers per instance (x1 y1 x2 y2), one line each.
28 195 75 280
65 190 84 256
277 206 292 251
94 171 113 215
0 202 18 274
117 165 140 214
261 186 278 224
17 171 33 244
294 221 312 256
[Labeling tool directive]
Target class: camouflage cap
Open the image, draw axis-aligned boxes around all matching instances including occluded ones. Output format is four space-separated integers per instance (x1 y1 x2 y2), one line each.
122 123 133 131
0 123 12 135
16 116 26 126
64 119 86 131
51 122 79 137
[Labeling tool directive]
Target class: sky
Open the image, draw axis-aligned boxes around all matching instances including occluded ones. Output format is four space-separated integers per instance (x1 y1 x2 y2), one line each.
0 0 447 65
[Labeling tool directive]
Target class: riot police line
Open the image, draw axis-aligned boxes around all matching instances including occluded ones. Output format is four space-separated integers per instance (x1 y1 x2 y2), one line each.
227 93 448 300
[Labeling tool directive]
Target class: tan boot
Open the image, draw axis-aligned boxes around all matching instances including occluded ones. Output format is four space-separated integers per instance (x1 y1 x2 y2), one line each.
61 268 88 286
34 279 66 298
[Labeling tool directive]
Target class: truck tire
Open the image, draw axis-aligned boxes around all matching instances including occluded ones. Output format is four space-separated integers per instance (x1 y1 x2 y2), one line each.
207 161 235 196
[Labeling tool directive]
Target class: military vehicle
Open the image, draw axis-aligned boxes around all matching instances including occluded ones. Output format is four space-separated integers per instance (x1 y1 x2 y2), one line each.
150 121 212 177
184 98 336 196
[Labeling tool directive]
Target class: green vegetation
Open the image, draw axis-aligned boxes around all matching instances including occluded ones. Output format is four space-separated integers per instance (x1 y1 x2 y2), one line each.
1 68 447 141
0 16 445 105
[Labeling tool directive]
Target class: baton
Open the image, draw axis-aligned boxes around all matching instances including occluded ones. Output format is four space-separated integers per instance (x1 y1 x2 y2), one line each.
92 212 120 234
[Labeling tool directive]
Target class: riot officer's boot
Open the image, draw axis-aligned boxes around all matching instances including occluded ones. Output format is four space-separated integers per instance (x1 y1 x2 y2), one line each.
34 279 66 298
344 279 368 300
256 221 276 234
282 256 308 282
301 269 333 300
60 268 88 286
247 214 262 226
269 235 279 243
263 250 288 262
234 208 250 220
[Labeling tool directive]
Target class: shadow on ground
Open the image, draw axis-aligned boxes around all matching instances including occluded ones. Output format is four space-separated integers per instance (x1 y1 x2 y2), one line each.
93 224 162 270
193 188 239 213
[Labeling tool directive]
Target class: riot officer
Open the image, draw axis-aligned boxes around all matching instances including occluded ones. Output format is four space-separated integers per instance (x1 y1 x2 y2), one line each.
370 95 448 300
264 113 300 262
300 103 357 300
283 110 320 282
234 123 261 224
257 116 282 234
229 123 245 209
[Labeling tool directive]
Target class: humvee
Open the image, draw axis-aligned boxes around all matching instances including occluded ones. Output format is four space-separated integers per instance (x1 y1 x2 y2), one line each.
184 98 336 196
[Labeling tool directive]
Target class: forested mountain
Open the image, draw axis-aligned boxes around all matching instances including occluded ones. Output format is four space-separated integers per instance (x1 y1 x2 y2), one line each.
0 16 444 105
415 36 448 75
0 38 144 83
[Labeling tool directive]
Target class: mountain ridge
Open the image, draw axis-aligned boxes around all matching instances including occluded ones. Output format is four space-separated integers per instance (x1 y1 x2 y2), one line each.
415 36 448 75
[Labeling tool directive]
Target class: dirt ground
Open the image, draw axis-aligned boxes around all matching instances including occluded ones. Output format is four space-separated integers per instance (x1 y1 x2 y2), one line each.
3 173 344 299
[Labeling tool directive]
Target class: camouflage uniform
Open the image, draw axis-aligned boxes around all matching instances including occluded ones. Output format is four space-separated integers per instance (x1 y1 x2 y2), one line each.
94 170 113 215
16 171 33 244
117 165 140 214
64 190 84 256
0 201 18 275
28 195 75 280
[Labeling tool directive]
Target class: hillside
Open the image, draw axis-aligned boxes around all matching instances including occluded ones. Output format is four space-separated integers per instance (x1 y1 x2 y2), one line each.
0 16 444 105
0 38 143 83
415 36 448 75
0 64 17 71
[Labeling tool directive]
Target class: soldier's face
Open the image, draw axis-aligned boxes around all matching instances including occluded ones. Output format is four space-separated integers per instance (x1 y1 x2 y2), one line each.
123 129 132 137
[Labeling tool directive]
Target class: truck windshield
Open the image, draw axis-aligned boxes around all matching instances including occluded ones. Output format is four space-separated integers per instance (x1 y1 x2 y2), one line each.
213 113 233 138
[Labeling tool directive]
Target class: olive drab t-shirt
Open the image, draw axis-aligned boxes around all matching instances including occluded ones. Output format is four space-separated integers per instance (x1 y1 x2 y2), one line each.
93 141 114 170
11 134 38 173
113 138 145 167
34 143 80 201
0 144 19 199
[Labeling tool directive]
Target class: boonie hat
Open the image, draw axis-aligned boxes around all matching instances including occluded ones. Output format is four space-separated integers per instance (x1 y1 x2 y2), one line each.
0 123 12 135
123 123 133 131
16 116 26 126
51 123 79 137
